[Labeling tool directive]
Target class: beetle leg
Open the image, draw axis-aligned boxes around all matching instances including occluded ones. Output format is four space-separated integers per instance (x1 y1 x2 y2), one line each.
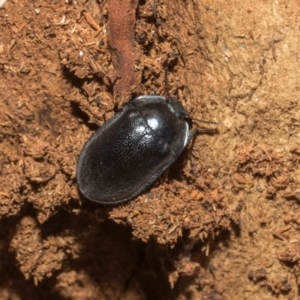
193 119 219 126
188 126 218 144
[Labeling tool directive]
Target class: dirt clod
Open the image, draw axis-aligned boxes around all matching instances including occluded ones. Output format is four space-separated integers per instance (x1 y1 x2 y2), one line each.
1 0 300 299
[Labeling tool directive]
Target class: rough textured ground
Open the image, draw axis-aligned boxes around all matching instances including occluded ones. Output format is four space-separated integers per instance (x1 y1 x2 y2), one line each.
1 0 300 299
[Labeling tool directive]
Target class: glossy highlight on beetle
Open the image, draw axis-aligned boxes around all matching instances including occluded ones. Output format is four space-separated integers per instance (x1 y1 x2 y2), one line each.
76 95 191 204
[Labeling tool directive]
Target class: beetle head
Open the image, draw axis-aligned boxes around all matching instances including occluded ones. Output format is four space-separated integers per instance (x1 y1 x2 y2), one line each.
167 97 191 121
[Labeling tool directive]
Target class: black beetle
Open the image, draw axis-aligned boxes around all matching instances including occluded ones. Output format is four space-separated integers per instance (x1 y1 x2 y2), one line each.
77 94 192 204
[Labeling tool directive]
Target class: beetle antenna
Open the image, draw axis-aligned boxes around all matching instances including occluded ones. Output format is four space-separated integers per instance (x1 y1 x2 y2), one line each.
164 67 170 99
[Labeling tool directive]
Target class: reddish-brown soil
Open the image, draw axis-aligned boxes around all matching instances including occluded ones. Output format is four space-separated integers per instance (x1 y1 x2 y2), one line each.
1 0 300 299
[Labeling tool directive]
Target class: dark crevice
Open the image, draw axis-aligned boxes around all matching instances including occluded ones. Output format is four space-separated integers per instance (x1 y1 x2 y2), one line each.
62 66 86 90
0 215 65 300
70 102 99 131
